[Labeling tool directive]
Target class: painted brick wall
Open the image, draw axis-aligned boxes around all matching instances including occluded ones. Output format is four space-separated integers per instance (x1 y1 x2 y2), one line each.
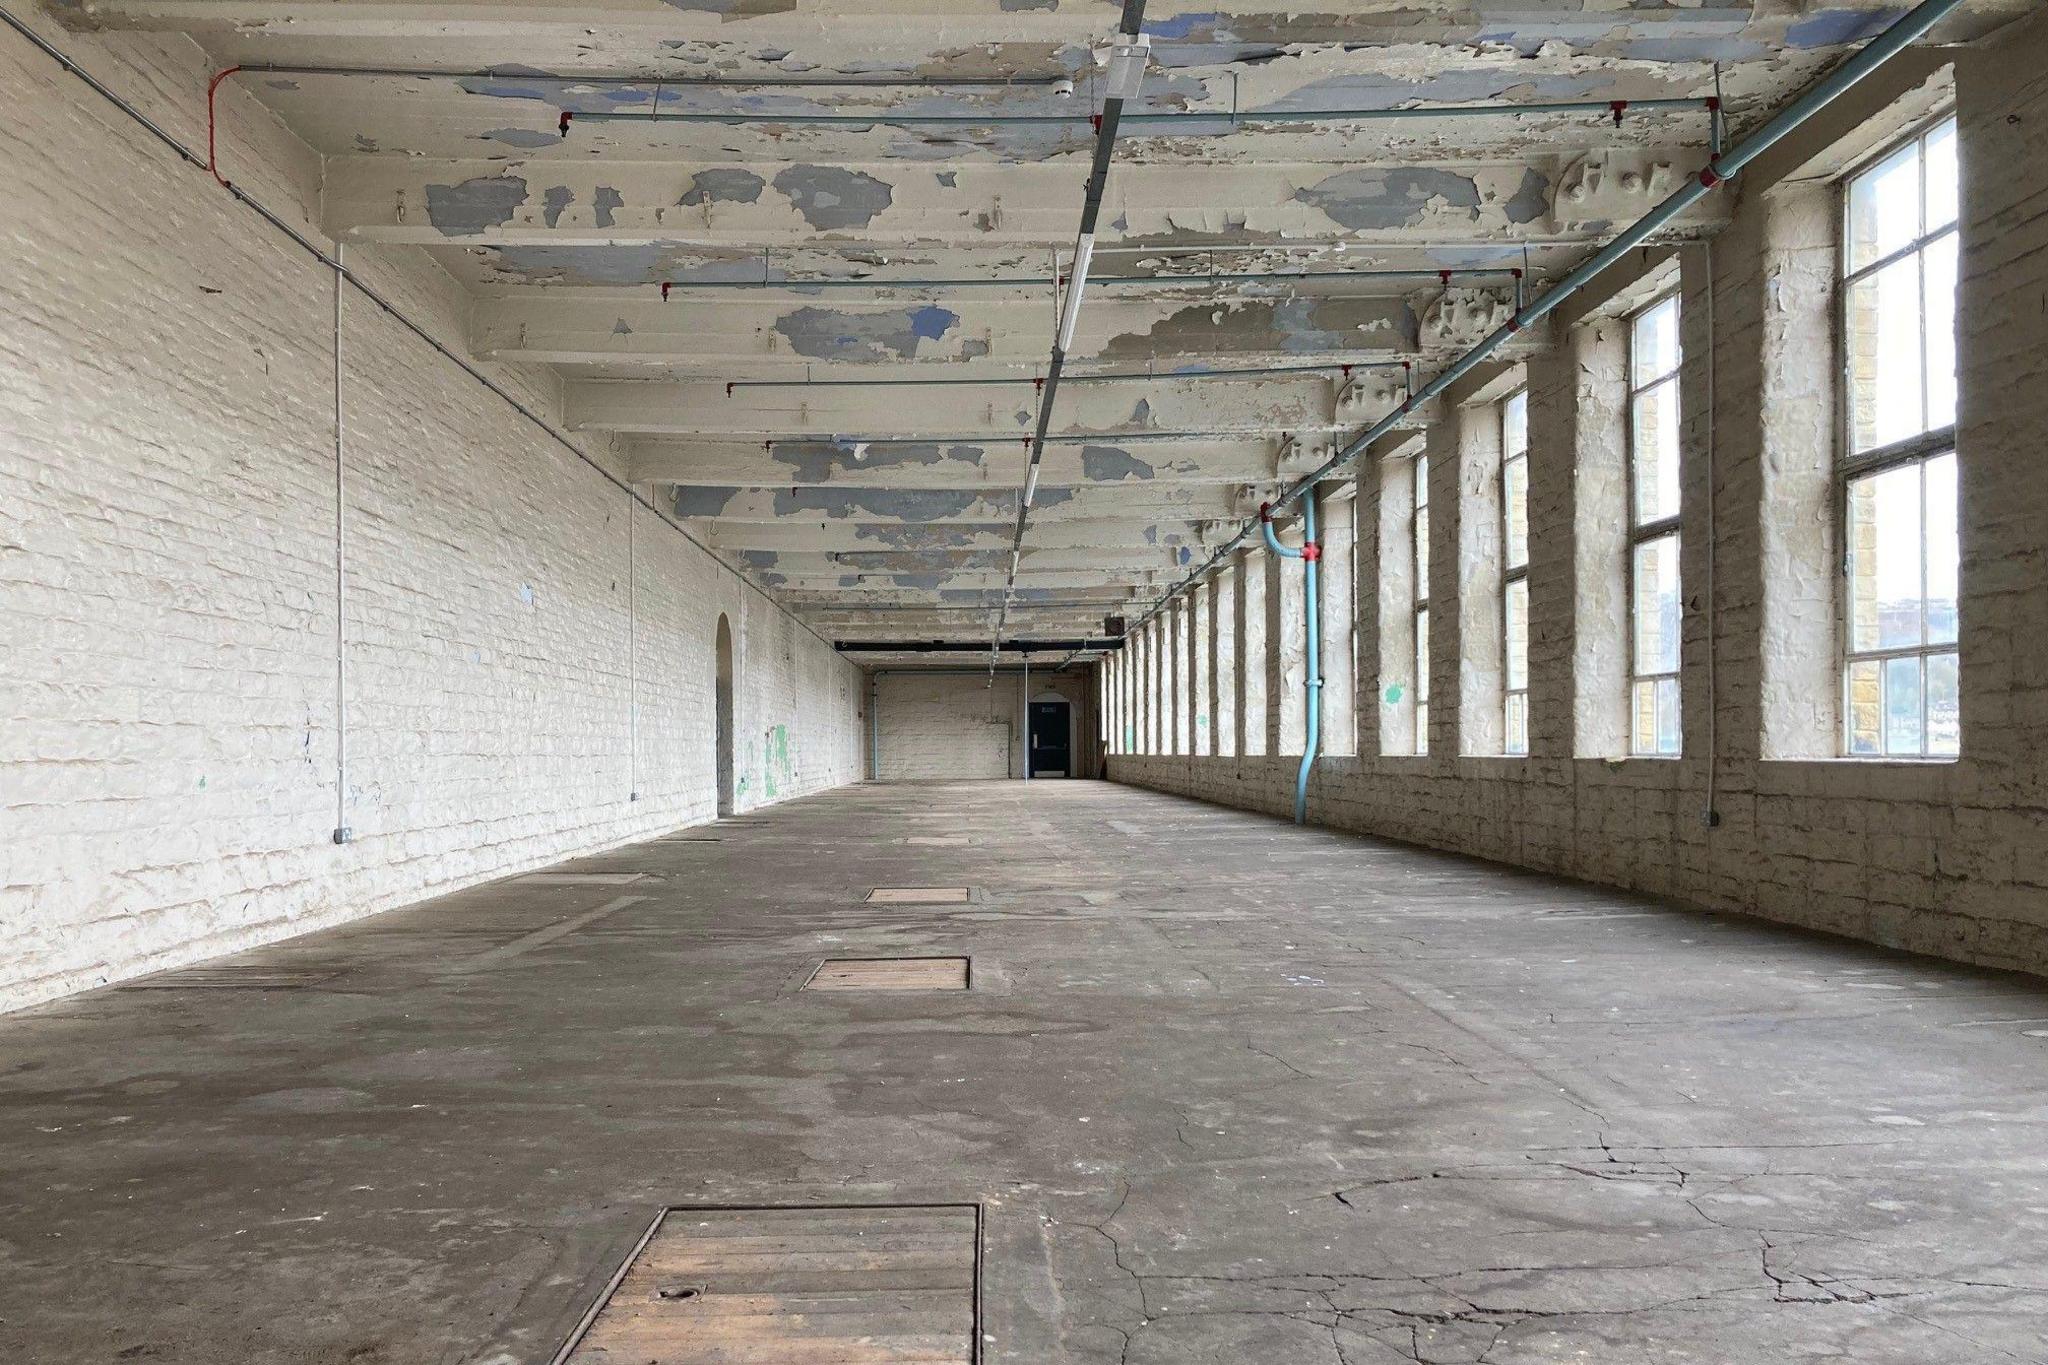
1110 23 2048 980
872 669 1098 782
0 17 863 1013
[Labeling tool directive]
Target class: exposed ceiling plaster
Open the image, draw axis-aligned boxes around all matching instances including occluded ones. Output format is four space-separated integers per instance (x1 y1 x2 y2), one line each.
57 0 2014 667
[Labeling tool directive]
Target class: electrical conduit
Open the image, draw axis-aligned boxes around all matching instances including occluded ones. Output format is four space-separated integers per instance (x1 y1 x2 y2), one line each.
1261 499 1321 825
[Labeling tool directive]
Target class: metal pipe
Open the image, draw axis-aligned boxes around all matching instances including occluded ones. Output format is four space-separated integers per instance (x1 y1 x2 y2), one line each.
764 428 1294 449
663 266 1520 294
332 244 350 846
999 0 1151 661
726 358 1408 392
836 639 1124 653
1132 0 1964 637
571 95 1712 132
224 61 1076 90
1260 502 1320 825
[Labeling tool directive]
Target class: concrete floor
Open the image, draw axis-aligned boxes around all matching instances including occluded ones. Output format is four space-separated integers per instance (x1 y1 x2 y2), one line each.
5 781 2048 1364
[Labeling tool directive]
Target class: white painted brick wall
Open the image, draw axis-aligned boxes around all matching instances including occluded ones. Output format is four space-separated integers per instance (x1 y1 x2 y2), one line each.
0 18 863 1013
1111 22 2048 980
872 670 1097 781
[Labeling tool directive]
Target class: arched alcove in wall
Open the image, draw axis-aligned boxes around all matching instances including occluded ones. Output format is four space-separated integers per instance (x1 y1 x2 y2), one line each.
714 615 735 817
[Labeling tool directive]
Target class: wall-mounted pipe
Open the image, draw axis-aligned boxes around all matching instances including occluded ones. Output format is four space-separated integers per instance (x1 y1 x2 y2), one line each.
1260 500 1321 825
661 266 1520 295
567 96 1712 133
760 427 1315 451
1130 0 1964 641
726 358 1408 393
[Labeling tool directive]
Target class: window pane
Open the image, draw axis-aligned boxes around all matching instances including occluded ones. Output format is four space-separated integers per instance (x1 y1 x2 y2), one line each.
1924 230 1958 433
1656 676 1682 756
1414 504 1430 594
1925 451 1959 646
1847 137 1921 272
1415 607 1429 704
1415 702 1429 756
1632 296 1680 384
1632 679 1657 756
1414 454 1429 509
1631 533 1682 675
1503 455 1529 570
1505 576 1529 691
1503 390 1528 458
1927 650 1960 756
1504 693 1528 757
1924 119 1958 233
1846 463 1924 652
1846 254 1927 453
1847 658 1883 755
1632 378 1681 525
1885 654 1925 755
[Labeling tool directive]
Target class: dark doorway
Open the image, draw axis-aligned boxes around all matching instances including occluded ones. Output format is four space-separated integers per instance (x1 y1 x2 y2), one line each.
714 615 735 816
1028 698 1071 778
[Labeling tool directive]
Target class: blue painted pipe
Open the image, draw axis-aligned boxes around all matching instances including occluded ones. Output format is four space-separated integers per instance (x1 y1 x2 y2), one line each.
1262 499 1321 825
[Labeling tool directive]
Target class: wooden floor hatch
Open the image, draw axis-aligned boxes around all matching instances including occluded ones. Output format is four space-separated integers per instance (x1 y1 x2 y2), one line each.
804 957 972 992
555 1203 981 1364
865 887 972 905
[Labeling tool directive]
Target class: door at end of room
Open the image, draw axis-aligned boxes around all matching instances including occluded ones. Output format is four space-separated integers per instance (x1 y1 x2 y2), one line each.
1028 696 1072 778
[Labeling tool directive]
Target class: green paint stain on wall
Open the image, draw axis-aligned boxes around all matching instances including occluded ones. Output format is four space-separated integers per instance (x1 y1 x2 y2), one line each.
763 724 792 799
1383 683 1405 704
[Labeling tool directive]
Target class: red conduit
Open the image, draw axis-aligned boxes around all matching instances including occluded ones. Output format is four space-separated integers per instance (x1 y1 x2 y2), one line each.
207 65 243 188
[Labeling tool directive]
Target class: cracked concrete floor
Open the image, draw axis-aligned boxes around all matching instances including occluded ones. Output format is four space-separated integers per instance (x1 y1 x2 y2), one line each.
5 780 2048 1363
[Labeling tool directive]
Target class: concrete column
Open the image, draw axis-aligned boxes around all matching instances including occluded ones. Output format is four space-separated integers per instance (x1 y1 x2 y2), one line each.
1425 416 1461 758
1524 344 1577 761
1458 400 1506 756
1318 481 1358 756
1570 318 1631 759
1375 445 1420 755
1168 603 1186 755
1241 549 1269 756
1276 530 1307 756
1191 576 1212 756
1213 567 1237 757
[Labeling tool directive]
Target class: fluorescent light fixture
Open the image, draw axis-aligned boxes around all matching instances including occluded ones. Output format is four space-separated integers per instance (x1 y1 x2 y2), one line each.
1056 234 1094 352
1104 35 1151 101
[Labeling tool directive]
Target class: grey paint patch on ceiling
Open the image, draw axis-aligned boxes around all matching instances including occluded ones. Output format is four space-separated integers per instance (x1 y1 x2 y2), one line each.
672 486 742 519
425 175 526 236
774 488 985 520
888 572 950 591
490 242 683 285
480 127 559 149
1256 69 1608 115
1503 168 1551 225
1294 168 1481 230
594 187 625 228
1099 296 1415 362
839 549 1003 569
770 441 983 483
658 0 797 15
774 305 960 361
738 550 779 569
1081 446 1154 483
772 166 894 230
1787 9 1903 48
1000 0 1058 10
857 525 982 550
541 186 574 228
679 169 767 206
